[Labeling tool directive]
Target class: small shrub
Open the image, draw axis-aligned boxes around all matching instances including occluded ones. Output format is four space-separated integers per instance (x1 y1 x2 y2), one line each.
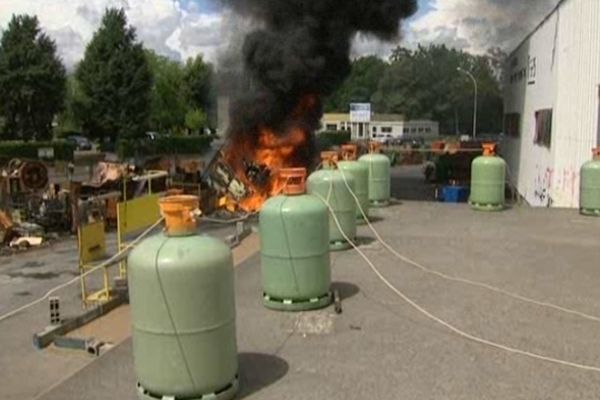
316 130 352 151
116 135 214 158
0 140 75 161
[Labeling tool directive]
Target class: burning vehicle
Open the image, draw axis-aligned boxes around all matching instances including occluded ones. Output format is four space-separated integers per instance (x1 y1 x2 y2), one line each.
211 0 417 213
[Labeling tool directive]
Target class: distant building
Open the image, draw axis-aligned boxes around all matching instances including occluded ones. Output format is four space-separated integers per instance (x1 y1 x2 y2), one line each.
321 112 439 142
503 0 600 208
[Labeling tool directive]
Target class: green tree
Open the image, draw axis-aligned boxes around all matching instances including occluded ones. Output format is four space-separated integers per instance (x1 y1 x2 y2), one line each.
183 55 215 125
0 15 66 140
75 8 152 141
372 44 503 135
185 109 207 135
55 75 84 137
324 56 388 112
146 50 187 134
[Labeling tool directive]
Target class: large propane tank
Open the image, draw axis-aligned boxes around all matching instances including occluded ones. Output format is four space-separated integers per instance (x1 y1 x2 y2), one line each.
260 168 332 311
580 148 600 216
128 196 238 400
307 151 357 251
358 142 391 207
338 144 370 224
469 143 506 211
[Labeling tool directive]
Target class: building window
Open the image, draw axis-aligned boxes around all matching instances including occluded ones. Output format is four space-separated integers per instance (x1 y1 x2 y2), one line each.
418 127 424 133
534 109 553 147
381 127 392 133
403 127 409 134
326 124 337 131
504 113 521 137
372 126 377 133
411 128 417 133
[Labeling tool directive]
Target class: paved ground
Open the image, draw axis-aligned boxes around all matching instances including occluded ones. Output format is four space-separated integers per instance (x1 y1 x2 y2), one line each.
5 165 600 399
0 221 241 400
391 164 437 202
32 191 600 398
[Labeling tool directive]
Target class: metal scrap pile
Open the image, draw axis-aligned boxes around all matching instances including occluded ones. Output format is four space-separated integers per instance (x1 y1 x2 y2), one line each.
201 149 271 216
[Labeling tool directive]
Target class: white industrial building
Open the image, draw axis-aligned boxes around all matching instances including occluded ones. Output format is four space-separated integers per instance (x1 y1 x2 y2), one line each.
321 112 439 142
503 0 600 208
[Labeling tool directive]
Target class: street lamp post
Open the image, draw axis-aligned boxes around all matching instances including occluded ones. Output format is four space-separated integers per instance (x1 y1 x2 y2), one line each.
457 67 478 139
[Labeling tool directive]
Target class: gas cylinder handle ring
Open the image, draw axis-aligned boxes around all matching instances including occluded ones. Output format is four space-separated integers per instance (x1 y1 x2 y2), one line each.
320 151 339 169
341 144 358 161
279 168 307 195
482 143 497 156
368 141 382 153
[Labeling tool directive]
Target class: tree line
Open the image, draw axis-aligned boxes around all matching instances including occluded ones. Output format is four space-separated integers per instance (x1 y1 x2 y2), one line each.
0 9 215 142
325 45 506 136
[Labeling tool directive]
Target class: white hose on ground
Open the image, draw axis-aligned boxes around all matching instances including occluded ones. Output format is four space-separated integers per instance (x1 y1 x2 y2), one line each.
313 176 600 373
336 166 600 324
0 218 164 323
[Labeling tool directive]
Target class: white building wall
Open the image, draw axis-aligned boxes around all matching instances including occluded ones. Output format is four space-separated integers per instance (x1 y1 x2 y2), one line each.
371 121 404 138
552 0 600 207
371 120 439 140
503 0 600 208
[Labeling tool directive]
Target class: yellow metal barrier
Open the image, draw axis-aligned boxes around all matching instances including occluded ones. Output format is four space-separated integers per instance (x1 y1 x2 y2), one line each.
117 194 161 278
78 221 109 305
77 171 164 305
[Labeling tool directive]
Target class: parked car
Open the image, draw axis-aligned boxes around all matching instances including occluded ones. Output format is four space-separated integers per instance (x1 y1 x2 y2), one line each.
372 133 393 144
145 132 169 140
66 135 92 151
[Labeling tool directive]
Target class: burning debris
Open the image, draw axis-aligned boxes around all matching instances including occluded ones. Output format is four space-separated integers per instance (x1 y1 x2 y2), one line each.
219 0 418 212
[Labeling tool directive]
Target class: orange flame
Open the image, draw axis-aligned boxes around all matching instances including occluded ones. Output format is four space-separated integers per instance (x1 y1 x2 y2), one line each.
223 95 316 212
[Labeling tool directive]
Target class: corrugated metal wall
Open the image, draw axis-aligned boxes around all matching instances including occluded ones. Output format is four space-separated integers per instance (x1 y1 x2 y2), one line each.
552 0 600 207
503 0 600 208
503 9 558 207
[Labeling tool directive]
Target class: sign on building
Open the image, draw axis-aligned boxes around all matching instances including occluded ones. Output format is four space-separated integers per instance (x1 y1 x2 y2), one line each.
350 103 371 123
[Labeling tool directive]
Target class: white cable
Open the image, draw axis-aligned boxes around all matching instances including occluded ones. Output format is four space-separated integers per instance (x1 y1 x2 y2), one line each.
336 166 600 324
201 213 256 224
314 179 600 373
0 218 164 323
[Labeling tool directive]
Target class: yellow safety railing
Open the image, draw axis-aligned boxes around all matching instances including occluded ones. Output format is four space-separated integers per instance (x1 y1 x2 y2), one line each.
77 220 109 306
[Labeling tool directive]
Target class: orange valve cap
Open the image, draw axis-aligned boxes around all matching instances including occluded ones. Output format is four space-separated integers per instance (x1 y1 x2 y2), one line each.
321 151 339 168
482 143 497 156
279 168 307 195
159 195 200 235
368 141 382 153
341 144 358 161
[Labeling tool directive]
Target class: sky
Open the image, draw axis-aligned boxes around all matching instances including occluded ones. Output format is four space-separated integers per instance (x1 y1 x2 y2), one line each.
0 0 559 68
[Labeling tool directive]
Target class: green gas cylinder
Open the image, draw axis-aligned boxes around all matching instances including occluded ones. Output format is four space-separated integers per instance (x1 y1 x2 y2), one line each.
307 152 357 251
359 145 391 207
339 144 370 224
260 168 332 311
128 196 238 400
469 143 506 211
580 148 600 216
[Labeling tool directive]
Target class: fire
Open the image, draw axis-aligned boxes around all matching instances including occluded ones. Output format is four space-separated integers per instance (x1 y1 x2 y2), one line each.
223 95 316 212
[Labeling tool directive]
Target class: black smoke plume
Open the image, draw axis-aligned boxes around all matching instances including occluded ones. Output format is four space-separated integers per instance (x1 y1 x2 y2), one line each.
219 0 417 178
223 0 417 135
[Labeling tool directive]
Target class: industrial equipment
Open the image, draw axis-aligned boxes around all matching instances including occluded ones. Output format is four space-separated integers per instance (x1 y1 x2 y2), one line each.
469 143 506 211
338 144 370 224
580 148 600 216
307 152 357 251
260 168 332 311
128 195 238 400
359 143 391 207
